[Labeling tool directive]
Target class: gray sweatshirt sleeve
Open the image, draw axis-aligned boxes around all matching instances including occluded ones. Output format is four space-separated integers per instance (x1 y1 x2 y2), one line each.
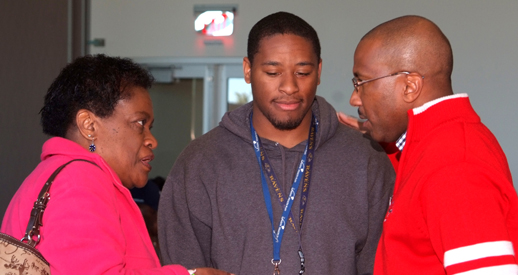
356 148 395 275
158 151 213 269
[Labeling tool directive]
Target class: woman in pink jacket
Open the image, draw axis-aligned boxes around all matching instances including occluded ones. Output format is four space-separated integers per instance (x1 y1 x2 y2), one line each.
1 55 233 275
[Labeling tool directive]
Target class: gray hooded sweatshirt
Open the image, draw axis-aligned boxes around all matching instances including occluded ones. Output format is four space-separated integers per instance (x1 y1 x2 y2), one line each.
158 96 395 275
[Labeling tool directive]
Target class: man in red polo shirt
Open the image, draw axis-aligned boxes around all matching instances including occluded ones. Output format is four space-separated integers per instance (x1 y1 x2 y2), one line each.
346 15 518 275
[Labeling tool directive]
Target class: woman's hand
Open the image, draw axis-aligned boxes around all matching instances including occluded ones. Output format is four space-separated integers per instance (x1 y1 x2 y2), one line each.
192 267 235 275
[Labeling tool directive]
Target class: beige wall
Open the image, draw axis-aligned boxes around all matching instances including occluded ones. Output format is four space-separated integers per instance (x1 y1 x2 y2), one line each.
0 1 82 222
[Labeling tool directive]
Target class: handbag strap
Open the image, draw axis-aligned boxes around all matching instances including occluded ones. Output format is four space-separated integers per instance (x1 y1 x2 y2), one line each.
21 159 100 247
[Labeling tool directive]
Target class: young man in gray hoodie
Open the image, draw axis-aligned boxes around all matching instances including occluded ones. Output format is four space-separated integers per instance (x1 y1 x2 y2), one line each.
158 11 395 275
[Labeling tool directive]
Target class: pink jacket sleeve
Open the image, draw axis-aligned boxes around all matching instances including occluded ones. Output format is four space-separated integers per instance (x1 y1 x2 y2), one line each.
35 161 189 275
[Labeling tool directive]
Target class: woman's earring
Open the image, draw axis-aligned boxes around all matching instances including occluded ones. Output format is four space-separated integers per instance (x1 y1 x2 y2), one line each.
88 135 96 152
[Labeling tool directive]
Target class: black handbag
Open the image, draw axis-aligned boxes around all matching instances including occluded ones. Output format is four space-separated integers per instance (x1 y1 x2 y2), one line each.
0 159 98 275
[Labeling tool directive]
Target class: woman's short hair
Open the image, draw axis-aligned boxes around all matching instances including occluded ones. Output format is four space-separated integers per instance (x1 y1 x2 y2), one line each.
40 54 154 137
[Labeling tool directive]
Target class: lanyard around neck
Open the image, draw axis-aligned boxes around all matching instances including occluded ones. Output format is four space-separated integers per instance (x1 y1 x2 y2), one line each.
249 112 317 264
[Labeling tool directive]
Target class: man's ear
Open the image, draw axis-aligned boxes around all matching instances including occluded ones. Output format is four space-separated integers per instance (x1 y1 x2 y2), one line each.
317 58 322 85
402 73 424 103
243 57 252 84
76 109 97 140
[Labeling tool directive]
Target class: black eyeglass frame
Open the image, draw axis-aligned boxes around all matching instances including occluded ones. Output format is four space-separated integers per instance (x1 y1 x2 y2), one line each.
352 71 415 91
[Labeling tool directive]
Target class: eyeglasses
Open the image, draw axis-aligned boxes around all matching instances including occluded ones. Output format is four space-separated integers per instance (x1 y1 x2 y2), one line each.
352 71 410 91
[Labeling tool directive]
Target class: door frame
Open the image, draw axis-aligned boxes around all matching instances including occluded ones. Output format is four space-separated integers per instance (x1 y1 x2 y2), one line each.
133 57 244 134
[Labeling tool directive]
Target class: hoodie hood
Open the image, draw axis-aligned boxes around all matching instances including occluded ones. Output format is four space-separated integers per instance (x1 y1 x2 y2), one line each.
219 95 339 149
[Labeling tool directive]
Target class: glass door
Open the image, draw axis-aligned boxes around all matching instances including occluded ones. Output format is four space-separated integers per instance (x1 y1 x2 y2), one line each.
134 57 246 179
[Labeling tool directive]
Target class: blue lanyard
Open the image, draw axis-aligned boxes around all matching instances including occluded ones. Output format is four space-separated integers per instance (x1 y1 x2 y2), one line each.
250 113 317 268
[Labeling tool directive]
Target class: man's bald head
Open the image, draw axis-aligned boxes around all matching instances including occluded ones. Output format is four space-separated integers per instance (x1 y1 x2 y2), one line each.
349 15 456 142
361 15 453 91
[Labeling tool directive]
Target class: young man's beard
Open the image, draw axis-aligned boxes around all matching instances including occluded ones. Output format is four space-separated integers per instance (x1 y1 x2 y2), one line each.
264 109 310 131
